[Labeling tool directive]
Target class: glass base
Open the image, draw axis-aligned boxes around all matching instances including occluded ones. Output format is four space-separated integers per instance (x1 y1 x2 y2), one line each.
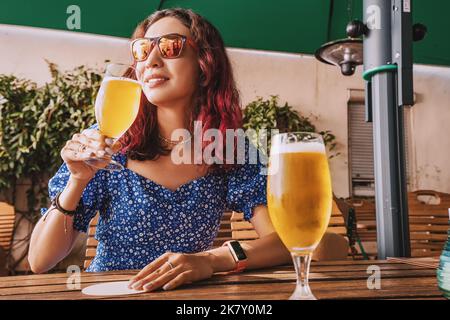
290 252 317 300
289 286 317 300
85 157 123 171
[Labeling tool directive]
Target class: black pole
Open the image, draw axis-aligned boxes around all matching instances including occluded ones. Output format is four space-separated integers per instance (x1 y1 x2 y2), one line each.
363 0 411 258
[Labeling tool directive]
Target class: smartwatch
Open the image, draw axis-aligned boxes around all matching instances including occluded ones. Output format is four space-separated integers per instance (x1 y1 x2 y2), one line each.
222 240 248 273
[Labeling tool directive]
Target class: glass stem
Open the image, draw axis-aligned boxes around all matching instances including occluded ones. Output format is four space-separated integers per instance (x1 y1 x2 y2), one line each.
291 252 316 300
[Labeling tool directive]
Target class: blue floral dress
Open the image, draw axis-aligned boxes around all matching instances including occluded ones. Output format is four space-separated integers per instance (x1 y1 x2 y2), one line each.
41 132 268 272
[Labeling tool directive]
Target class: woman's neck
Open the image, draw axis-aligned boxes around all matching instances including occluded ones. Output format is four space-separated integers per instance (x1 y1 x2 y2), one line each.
156 100 192 140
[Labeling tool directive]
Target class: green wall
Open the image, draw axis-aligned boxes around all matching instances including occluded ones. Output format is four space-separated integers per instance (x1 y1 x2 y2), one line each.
0 0 448 67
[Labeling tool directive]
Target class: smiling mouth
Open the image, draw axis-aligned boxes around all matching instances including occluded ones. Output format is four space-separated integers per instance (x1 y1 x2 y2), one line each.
145 77 169 88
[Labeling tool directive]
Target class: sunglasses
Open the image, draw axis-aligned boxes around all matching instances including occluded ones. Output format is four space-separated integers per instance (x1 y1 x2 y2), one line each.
130 33 196 61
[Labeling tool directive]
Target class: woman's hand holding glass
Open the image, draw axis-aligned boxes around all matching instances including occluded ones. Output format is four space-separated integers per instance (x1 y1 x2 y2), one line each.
127 252 216 292
60 128 122 182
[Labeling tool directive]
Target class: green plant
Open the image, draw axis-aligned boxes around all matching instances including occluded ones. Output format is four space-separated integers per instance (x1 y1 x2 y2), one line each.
242 95 339 158
0 62 102 222
0 62 102 272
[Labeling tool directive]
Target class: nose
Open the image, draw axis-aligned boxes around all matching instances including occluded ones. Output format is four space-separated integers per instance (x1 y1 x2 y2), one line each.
144 43 164 69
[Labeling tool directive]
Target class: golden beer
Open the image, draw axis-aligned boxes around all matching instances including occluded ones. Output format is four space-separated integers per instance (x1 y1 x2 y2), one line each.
268 142 332 253
95 77 141 138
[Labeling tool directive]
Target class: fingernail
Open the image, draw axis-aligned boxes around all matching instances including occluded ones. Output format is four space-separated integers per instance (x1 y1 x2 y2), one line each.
162 284 171 291
105 138 114 146
113 141 122 149
131 280 142 290
97 150 105 157
142 282 154 291
127 280 135 289
105 147 114 155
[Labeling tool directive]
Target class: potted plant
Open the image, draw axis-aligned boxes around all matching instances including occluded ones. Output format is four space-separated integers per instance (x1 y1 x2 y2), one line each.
242 95 339 158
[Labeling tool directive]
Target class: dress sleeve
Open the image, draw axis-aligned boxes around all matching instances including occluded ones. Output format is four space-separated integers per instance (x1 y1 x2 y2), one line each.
40 159 107 233
225 139 268 221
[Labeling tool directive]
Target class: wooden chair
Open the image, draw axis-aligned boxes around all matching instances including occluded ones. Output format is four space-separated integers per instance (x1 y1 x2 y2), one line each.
0 202 16 275
213 211 259 247
408 190 450 257
83 214 99 270
0 202 15 254
343 198 378 259
329 196 377 259
341 190 450 259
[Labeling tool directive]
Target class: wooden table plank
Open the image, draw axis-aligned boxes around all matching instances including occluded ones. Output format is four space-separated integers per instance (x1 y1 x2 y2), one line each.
0 262 436 290
0 268 437 294
3 276 442 300
0 260 431 286
0 260 408 283
0 260 444 300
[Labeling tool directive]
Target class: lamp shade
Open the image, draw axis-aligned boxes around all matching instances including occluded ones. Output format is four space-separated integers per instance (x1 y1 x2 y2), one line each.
315 38 363 76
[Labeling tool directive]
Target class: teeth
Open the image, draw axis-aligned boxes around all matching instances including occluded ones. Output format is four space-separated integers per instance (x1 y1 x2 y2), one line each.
147 78 167 83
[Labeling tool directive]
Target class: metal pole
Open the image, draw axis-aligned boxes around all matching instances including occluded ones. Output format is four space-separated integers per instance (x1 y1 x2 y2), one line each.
363 0 411 258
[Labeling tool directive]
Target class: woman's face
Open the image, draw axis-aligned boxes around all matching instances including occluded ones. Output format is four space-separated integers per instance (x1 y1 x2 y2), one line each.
135 17 199 107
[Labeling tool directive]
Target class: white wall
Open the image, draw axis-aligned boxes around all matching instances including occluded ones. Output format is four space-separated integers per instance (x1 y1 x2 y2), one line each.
1 24 450 198
408 66 450 192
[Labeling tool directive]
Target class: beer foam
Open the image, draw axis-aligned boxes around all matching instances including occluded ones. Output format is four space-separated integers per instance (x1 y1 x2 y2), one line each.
271 141 326 154
103 76 141 85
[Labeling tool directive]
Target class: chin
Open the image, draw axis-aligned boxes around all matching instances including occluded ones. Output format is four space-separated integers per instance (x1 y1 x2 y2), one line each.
143 86 191 106
143 88 170 105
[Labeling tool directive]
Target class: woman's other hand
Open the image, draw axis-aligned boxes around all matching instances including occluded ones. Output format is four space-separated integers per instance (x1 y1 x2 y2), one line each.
127 252 216 292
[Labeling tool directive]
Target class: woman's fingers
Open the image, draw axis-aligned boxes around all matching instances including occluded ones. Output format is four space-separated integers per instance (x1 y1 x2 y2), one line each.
81 128 103 141
62 144 92 161
73 132 106 151
127 253 209 292
74 130 121 156
138 263 184 292
104 140 121 156
62 141 103 161
161 270 194 291
65 129 121 160
111 140 122 153
128 252 171 287
83 129 115 151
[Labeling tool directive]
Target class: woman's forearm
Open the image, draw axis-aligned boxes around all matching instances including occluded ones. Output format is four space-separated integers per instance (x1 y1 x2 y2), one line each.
206 232 291 273
240 232 292 270
28 176 89 273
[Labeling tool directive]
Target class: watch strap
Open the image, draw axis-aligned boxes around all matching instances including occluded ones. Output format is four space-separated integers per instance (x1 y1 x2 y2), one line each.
222 240 248 273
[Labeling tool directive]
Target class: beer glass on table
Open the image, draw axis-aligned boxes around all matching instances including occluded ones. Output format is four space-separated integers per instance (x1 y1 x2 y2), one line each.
267 132 332 300
86 63 141 171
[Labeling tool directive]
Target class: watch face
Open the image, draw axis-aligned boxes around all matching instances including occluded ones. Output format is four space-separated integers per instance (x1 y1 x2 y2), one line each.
230 241 247 260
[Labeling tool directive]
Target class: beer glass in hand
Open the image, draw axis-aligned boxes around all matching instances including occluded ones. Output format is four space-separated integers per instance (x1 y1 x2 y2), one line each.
267 132 332 300
86 63 142 171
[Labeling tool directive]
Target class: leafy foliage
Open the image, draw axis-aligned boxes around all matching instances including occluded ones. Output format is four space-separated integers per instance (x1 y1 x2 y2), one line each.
242 95 339 158
0 62 102 222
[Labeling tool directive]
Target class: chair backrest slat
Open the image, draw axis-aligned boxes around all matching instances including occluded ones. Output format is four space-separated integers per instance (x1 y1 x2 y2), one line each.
342 190 450 259
0 202 16 254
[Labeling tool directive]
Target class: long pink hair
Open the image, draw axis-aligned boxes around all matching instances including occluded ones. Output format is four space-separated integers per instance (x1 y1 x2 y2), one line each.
119 8 242 171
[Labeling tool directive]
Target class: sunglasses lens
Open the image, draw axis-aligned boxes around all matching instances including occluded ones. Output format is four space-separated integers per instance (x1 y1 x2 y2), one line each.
132 39 152 61
158 35 184 58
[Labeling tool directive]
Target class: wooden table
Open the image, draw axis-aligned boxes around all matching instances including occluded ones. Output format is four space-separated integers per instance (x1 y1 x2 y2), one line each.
0 259 445 300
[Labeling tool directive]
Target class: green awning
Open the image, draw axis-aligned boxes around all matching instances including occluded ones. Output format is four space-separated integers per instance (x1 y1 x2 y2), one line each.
0 0 448 67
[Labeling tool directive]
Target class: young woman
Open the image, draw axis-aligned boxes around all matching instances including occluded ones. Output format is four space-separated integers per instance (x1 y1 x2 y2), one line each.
29 8 291 292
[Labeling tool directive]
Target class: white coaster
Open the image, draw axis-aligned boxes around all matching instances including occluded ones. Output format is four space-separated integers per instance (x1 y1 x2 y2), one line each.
82 281 145 296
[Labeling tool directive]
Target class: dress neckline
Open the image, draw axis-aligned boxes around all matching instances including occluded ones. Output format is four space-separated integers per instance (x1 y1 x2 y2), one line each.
116 152 214 193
